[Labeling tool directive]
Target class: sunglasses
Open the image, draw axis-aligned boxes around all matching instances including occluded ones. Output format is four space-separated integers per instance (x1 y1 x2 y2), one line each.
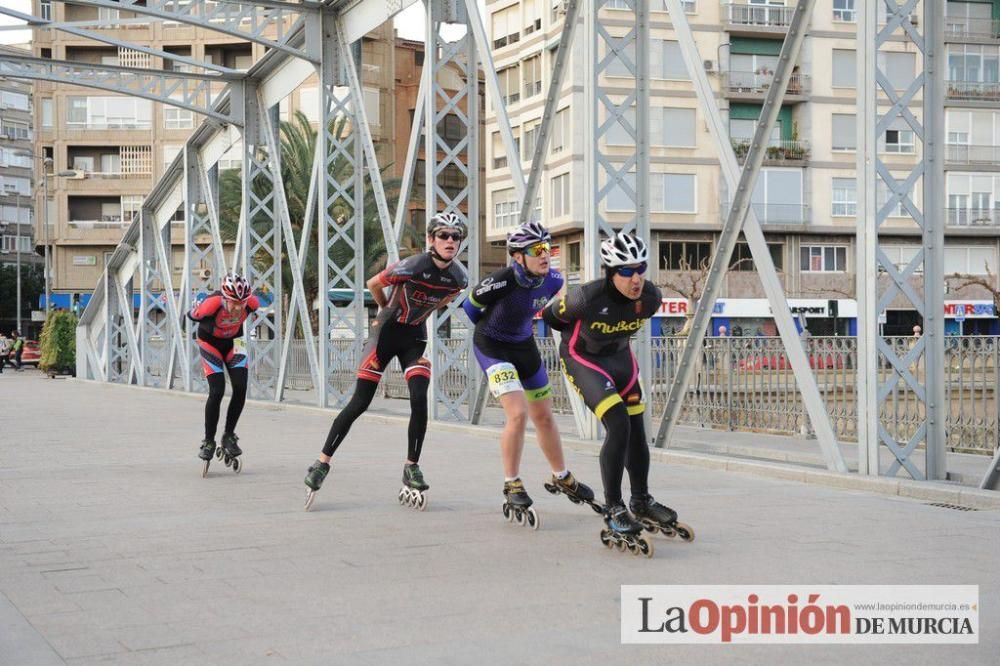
435 232 463 242
615 263 647 278
523 242 551 258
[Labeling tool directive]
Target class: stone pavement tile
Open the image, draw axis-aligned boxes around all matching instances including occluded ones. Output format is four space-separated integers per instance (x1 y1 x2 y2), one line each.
0 591 64 666
64 589 160 630
44 628 129 660
65 644 209 666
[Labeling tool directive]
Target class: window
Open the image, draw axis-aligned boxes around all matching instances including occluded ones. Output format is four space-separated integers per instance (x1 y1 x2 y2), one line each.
801 245 848 272
0 119 29 140
833 0 855 22
730 242 783 272
164 97 194 130
607 42 636 78
945 246 997 275
947 44 1000 84
0 204 31 225
522 120 540 161
523 0 542 35
0 176 30 196
437 114 464 149
551 173 570 217
879 51 916 90
659 241 710 270
832 178 857 216
120 145 152 175
498 65 521 105
363 88 380 126
607 173 637 211
491 5 520 49
730 118 781 145
664 174 696 213
832 113 856 151
832 49 856 88
606 107 636 146
523 55 542 99
492 187 518 231
40 0 51 21
883 123 915 154
882 245 922 273
567 241 581 271
163 144 182 170
0 91 29 111
72 156 95 173
551 107 568 153
739 168 804 223
41 98 53 129
1 235 32 253
662 41 689 80
663 108 696 147
492 132 507 169
66 96 152 130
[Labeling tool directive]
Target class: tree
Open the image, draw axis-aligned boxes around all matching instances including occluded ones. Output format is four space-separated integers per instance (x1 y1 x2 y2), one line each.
0 263 43 323
39 309 77 374
217 111 422 331
658 254 752 336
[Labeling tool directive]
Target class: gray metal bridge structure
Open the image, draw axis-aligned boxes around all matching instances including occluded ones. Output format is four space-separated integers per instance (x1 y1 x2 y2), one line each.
1 0 998 493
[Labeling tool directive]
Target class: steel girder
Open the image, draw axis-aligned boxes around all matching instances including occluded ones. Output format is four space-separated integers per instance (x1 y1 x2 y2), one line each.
0 53 242 125
51 0 314 62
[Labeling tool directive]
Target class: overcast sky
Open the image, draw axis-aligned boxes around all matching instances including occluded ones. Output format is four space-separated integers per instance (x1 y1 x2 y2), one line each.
0 2 437 46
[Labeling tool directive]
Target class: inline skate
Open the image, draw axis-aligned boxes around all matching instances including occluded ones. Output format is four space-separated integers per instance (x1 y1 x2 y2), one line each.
630 493 694 542
303 460 330 511
543 471 602 514
599 502 654 558
398 463 428 511
502 478 539 530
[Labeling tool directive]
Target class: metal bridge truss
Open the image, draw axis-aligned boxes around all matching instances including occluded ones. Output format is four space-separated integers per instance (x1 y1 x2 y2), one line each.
3 0 994 490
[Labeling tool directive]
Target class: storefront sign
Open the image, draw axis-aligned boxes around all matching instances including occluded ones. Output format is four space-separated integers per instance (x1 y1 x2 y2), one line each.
72 255 97 266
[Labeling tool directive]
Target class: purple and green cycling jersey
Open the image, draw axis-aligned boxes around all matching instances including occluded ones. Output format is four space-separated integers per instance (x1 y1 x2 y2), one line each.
463 263 563 401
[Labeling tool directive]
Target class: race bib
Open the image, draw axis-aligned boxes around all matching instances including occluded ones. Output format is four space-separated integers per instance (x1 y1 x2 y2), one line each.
233 338 247 354
486 362 522 397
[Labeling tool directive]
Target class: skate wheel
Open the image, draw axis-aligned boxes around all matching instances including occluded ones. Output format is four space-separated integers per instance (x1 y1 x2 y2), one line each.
627 541 639 556
526 508 539 531
615 538 627 552
502 503 512 521
398 488 406 505
675 522 695 542
215 446 223 461
201 460 210 478
416 493 427 511
590 503 604 515
304 489 317 511
569 497 582 505
638 537 654 558
543 482 558 495
232 457 242 474
514 509 525 526
600 530 613 549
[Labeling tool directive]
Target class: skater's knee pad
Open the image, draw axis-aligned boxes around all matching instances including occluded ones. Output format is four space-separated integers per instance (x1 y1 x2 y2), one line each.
485 362 523 398
404 357 431 383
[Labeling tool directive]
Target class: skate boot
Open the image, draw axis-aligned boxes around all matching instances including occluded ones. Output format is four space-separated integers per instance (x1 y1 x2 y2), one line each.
219 432 243 474
502 478 539 529
198 439 216 478
543 471 602 514
303 460 330 511
399 463 428 511
599 502 653 558
630 493 694 542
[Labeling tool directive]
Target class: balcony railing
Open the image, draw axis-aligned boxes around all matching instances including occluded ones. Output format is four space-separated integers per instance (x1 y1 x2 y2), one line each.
731 138 809 162
723 2 794 28
724 71 810 96
946 143 1000 164
946 80 1000 102
721 201 809 225
68 217 126 228
945 17 1000 41
947 208 1000 227
65 121 153 131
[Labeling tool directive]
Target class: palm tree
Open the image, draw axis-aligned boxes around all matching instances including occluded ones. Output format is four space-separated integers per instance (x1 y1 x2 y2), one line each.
218 111 422 333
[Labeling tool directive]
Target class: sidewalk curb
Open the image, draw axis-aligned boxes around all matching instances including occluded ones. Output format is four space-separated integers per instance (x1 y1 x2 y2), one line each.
75 378 1000 510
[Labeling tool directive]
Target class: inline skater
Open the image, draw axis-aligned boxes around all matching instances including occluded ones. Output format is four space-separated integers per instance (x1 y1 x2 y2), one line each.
462 221 596 529
303 212 469 510
189 273 260 476
542 231 693 557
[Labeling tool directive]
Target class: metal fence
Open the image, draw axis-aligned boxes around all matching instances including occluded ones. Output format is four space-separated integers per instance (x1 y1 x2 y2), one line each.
150 335 999 455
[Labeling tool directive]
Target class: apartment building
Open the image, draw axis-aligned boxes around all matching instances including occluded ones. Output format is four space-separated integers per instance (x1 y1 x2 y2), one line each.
31 1 397 310
485 0 1000 337
0 45 38 274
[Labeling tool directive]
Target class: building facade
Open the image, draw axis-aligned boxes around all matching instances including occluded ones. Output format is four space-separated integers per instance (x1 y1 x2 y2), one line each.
484 0 1000 337
0 45 38 274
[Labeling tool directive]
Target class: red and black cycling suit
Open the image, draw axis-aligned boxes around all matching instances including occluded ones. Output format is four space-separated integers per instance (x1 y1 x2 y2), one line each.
188 291 261 376
321 252 467 463
542 277 661 506
188 291 260 443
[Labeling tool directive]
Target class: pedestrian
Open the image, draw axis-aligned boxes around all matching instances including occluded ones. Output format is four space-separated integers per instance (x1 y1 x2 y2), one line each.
0 333 9 373
11 331 24 371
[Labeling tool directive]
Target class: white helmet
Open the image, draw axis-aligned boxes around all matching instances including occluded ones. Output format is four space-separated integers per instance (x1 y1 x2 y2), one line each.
427 212 467 239
600 231 648 268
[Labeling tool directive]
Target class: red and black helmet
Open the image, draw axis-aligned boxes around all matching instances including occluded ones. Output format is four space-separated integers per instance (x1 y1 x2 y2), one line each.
220 272 252 302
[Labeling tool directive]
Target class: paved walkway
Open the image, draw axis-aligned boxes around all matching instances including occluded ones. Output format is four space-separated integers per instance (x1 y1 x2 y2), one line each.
1 371 998 664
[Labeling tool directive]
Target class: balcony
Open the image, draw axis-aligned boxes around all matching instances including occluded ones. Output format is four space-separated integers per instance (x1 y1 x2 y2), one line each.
722 2 794 35
944 17 1000 42
721 201 809 225
731 138 809 163
946 80 1000 103
947 208 1000 228
946 144 1000 165
722 71 810 101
